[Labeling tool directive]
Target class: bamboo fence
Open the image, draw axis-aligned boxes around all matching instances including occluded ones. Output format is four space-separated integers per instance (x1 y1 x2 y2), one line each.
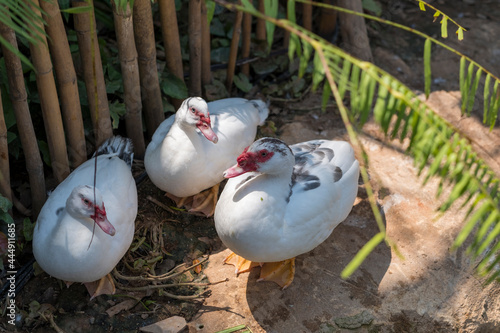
0 1 370 221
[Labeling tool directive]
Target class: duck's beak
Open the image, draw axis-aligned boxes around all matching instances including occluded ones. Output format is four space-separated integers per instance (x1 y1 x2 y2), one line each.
197 122 218 143
223 163 246 178
91 206 116 236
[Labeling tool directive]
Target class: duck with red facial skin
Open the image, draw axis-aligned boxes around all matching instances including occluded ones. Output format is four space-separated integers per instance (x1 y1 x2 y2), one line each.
214 137 359 289
145 97 269 217
33 137 137 299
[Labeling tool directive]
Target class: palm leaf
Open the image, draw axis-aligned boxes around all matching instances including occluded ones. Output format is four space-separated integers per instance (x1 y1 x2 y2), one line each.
0 0 49 69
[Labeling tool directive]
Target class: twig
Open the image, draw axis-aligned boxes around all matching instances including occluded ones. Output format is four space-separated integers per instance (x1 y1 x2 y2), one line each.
146 195 176 214
115 279 228 299
147 257 209 280
113 257 209 282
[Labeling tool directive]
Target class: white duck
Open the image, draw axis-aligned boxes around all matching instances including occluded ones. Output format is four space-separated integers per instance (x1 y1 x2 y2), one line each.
214 137 359 288
144 97 269 216
33 136 137 299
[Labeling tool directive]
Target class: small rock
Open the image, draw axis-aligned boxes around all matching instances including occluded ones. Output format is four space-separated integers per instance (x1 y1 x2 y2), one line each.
334 310 374 329
139 316 187 333
106 299 137 317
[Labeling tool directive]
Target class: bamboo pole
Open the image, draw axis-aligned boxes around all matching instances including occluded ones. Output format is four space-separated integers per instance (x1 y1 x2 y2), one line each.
303 2 312 31
72 0 113 148
0 17 46 217
112 1 146 158
226 8 243 91
158 0 184 109
188 0 202 97
29 0 70 184
241 12 252 76
41 0 87 168
133 0 164 138
318 0 337 39
200 0 212 92
337 0 373 62
255 0 266 51
0 88 12 204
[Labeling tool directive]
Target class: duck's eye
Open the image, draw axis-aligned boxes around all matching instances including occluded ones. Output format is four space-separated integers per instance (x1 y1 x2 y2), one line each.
261 151 267 157
83 198 91 206
190 107 196 113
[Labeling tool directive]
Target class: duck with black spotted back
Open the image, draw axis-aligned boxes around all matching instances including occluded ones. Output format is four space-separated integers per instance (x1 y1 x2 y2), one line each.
144 97 269 217
33 136 137 299
214 137 359 289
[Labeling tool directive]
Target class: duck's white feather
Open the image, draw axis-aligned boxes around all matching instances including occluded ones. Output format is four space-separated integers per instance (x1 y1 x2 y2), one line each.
145 97 269 197
215 138 359 262
33 137 137 283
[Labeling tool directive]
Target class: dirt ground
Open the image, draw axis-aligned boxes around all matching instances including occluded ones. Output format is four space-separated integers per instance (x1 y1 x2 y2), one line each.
3 0 500 332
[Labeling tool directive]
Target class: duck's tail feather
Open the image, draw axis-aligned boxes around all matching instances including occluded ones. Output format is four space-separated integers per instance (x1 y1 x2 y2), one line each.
94 136 134 168
250 99 270 126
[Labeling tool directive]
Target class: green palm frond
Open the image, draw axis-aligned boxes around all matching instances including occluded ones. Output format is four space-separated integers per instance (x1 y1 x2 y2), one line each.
224 0 500 282
293 0 500 130
0 0 50 69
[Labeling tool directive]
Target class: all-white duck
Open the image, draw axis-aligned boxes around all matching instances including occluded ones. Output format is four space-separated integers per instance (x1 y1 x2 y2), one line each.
145 97 269 216
214 137 359 288
33 136 137 299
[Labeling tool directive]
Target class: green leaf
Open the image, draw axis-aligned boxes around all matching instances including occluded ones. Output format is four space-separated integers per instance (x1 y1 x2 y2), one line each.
215 325 248 333
473 211 499 254
488 80 500 130
321 81 331 112
60 6 93 14
288 33 301 61
37 140 51 167
287 0 296 23
362 0 382 16
240 0 258 14
0 35 34 70
23 218 34 241
452 201 492 249
312 52 325 91
456 27 464 41
341 232 385 279
206 0 216 25
109 101 126 129
161 72 188 99
373 80 388 128
466 67 482 115
440 16 448 38
338 60 352 101
0 195 13 213
461 61 475 113
473 213 500 255
298 41 312 78
264 0 278 51
483 74 492 124
419 1 426 11
0 195 14 224
349 65 361 114
233 73 253 93
358 69 376 124
477 240 500 274
424 38 432 99
459 57 466 110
